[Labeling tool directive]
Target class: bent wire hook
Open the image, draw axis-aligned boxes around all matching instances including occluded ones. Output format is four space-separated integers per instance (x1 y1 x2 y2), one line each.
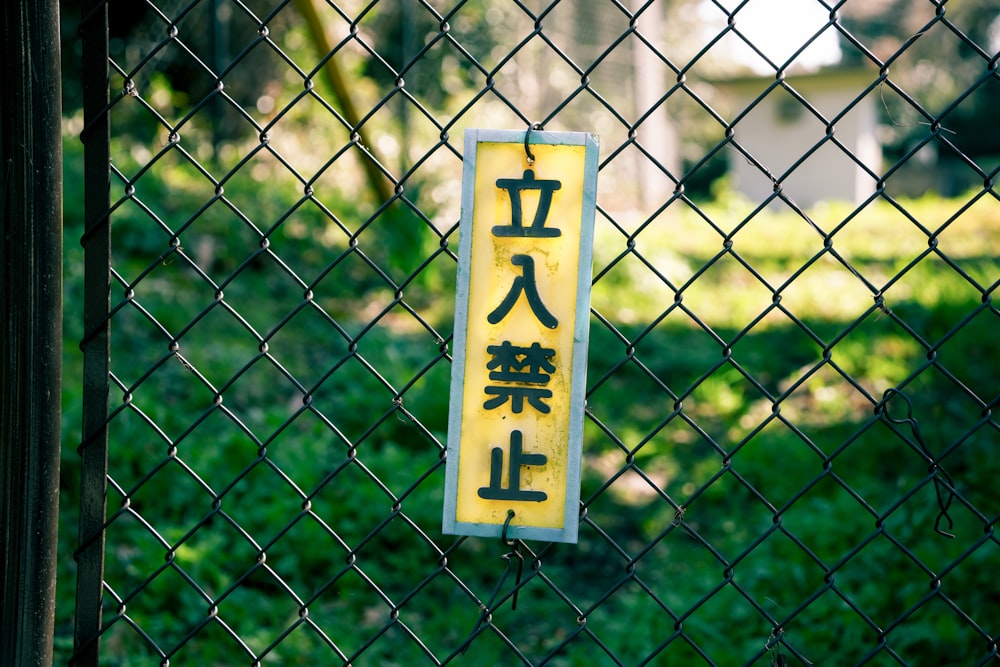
880 388 956 539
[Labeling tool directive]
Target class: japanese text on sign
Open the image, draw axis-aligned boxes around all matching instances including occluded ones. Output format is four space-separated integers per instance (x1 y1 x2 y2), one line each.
443 129 598 544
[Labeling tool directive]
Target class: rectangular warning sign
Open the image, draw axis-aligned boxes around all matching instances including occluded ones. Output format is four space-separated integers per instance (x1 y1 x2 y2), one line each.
443 128 598 543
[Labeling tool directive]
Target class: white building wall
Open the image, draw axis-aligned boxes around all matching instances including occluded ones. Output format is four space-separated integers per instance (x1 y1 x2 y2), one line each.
723 70 882 207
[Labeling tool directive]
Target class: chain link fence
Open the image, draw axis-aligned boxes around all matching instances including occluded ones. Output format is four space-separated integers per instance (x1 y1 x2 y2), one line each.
70 0 998 665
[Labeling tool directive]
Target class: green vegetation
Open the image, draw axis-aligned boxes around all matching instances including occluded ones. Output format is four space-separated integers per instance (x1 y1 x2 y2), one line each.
59 120 999 665
55 1 1000 663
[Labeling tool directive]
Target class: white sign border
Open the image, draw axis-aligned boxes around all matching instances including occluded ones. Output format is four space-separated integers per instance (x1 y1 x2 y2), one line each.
442 128 599 544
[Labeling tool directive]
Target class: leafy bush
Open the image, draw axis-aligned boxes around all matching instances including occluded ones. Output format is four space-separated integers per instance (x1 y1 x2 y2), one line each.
59 117 999 665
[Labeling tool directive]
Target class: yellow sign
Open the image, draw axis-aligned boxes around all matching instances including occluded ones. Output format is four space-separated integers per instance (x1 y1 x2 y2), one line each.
443 129 598 543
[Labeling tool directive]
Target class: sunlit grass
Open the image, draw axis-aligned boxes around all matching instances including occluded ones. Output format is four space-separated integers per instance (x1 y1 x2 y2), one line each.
62 111 999 664
592 189 999 329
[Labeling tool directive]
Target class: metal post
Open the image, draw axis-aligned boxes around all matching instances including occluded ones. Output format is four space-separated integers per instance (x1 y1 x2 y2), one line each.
0 0 64 665
74 1 111 665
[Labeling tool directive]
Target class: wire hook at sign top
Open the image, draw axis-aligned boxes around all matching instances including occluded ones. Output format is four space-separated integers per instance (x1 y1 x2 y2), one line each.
524 122 541 165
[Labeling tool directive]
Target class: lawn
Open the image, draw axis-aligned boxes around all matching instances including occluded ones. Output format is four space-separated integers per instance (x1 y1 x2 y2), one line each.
58 126 999 665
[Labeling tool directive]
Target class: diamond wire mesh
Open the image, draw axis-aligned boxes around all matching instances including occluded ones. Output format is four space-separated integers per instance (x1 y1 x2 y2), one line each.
73 0 999 665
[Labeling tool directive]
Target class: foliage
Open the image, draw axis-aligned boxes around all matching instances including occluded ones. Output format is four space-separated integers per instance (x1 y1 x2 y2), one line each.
59 108 999 664
57 1 1000 664
840 0 1000 159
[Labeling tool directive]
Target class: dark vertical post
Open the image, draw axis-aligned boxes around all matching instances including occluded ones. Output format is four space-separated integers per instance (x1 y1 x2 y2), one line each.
399 0 412 174
0 0 63 665
73 0 111 665
211 0 231 157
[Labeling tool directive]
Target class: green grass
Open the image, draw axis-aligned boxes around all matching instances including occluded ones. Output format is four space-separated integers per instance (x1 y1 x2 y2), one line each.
58 125 999 666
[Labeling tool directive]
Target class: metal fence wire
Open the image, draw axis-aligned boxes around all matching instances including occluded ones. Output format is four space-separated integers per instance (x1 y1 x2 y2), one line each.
72 0 999 665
